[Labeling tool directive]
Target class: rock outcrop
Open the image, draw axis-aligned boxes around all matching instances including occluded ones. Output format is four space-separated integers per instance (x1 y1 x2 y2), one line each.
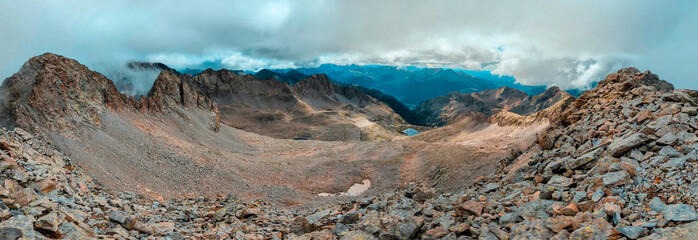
0 53 221 135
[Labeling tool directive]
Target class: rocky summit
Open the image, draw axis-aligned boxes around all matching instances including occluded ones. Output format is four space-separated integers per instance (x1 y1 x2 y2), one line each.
0 53 697 240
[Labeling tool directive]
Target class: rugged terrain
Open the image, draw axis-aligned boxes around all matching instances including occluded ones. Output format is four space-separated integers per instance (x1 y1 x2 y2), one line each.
0 53 696 239
0 53 551 203
410 86 575 127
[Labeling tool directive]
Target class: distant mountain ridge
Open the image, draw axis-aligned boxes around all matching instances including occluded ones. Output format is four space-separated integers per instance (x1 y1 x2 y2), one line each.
274 64 587 106
410 86 575 127
173 64 588 106
108 61 574 128
244 67 575 127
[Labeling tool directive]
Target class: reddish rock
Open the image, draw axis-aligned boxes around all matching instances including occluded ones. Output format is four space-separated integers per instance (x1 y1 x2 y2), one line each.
31 177 58 194
636 110 653 123
545 216 575 233
577 201 596 213
423 228 449 239
535 175 544 184
456 201 484 217
561 203 579 216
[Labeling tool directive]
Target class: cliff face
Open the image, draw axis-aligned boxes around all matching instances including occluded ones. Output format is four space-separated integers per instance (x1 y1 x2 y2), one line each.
0 53 221 135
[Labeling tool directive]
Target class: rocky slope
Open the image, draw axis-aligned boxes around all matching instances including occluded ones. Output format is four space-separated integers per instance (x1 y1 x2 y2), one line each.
410 86 575 127
185 68 408 141
1 67 697 240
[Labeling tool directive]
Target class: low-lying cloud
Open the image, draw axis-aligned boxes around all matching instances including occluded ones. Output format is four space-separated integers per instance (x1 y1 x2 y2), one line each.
1 0 696 90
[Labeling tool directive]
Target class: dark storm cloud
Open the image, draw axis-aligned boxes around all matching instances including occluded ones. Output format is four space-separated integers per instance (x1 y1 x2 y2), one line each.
1 0 696 90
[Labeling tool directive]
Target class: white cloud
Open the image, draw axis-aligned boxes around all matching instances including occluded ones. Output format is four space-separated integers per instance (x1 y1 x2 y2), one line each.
0 0 696 90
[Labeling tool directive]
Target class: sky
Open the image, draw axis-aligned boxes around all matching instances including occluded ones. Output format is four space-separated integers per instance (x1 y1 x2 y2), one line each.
1 0 697 90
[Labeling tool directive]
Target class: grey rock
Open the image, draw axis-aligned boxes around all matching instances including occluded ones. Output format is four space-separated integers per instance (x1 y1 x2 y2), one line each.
483 183 501 193
571 191 586 203
686 150 698 162
514 200 558 219
690 183 698 196
617 226 645 239
35 211 64 232
500 212 520 224
662 204 698 222
510 219 553 239
592 188 605 202
548 176 573 187
564 147 604 170
656 133 677 146
649 197 666 212
641 222 698 240
108 211 137 230
0 215 41 240
544 157 566 173
647 115 672 131
677 132 698 143
0 228 23 240
339 212 360 224
658 146 681 157
333 223 350 236
478 225 499 240
395 217 422 239
682 106 698 116
608 133 647 157
661 157 686 168
10 170 28 183
341 230 377 240
58 221 91 239
601 171 629 187
307 208 333 225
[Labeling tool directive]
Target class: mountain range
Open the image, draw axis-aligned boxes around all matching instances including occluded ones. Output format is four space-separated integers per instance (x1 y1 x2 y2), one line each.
278 64 585 106
178 63 587 108
0 53 696 239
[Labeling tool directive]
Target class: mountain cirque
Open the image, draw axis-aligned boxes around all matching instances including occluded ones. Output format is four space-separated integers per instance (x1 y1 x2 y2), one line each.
0 53 695 239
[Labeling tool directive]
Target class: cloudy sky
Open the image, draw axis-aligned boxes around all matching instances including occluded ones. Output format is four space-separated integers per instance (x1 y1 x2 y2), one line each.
1 0 696 89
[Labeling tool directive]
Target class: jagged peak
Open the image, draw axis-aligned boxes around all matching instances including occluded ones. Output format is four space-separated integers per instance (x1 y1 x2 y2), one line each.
0 53 221 133
544 86 562 93
293 74 334 90
596 67 674 93
536 86 572 99
494 86 527 95
302 73 330 82
2 53 120 99
559 68 675 125
147 70 181 97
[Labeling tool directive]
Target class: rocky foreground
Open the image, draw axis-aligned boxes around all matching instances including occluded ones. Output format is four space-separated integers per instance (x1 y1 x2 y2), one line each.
1 68 698 239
